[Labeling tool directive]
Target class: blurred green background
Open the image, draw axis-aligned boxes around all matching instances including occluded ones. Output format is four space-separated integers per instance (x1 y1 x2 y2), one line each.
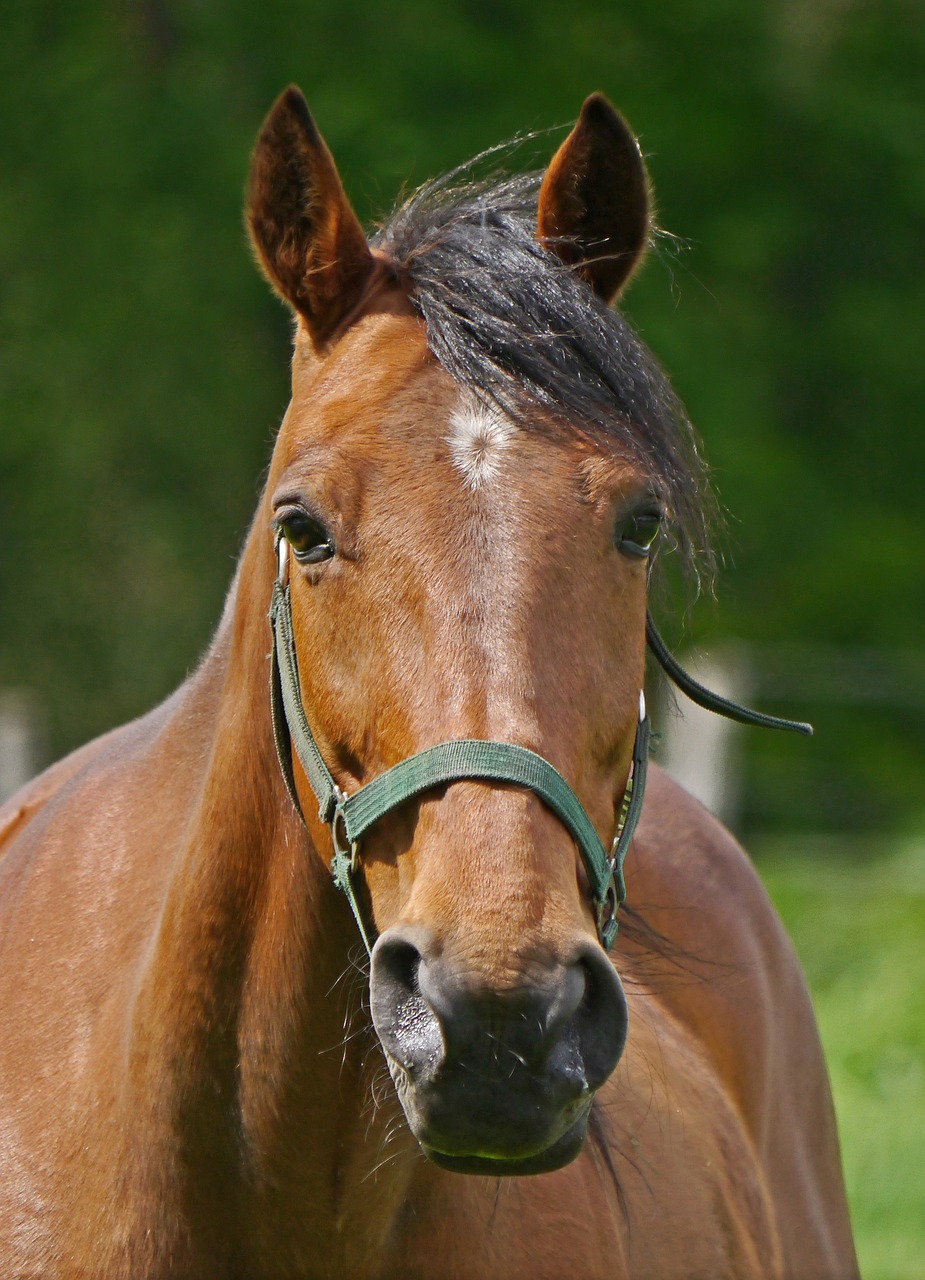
0 3 922 1274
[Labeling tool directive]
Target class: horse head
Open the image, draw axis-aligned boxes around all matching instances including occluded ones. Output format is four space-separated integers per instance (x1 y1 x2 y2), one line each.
246 87 698 1177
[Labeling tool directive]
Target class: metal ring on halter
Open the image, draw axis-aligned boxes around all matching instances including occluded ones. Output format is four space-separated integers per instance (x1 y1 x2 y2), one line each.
330 786 360 872
595 880 619 942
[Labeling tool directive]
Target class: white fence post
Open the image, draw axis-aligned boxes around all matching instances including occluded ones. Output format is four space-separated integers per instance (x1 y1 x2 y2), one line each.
0 689 38 805
656 647 749 829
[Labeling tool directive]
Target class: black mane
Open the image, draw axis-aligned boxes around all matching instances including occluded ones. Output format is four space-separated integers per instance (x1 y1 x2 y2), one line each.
374 168 714 580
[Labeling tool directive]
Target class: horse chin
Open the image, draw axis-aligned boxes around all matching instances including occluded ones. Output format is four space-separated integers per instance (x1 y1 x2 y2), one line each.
384 1048 596 1177
418 1111 591 1177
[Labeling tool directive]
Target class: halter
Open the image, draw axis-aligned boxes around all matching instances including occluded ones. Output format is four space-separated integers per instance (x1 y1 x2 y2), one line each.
269 536 810 954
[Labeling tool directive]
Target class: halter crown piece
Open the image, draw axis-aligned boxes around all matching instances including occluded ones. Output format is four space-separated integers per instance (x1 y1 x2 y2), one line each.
269 536 811 955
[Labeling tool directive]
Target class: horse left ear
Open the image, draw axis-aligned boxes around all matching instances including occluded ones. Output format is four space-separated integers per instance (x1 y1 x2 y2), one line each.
537 94 650 303
247 86 376 348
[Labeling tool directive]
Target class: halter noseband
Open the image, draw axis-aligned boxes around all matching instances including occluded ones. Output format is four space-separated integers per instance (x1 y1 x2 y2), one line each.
269 537 810 955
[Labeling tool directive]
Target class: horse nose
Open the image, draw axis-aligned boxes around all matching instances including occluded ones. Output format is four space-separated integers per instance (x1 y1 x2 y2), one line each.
369 927 628 1092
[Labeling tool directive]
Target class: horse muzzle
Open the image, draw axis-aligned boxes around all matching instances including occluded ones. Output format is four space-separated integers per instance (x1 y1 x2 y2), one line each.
369 927 628 1175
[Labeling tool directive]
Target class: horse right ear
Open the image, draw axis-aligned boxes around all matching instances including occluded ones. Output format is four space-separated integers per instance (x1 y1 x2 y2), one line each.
537 94 650 303
246 86 375 349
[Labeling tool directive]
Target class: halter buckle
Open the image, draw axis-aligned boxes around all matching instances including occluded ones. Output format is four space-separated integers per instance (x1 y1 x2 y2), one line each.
610 774 634 862
276 533 290 586
609 690 644 862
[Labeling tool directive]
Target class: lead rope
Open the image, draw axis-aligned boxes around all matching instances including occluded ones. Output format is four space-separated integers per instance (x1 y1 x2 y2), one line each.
645 613 813 737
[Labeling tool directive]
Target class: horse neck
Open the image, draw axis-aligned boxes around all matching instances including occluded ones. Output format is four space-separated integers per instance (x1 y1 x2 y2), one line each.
124 513 410 1256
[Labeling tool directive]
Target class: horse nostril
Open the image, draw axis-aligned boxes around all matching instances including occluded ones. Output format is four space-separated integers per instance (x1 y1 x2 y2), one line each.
376 936 420 997
370 930 444 1081
570 945 629 1091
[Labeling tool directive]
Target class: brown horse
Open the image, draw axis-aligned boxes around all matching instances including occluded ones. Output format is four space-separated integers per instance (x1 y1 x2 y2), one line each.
0 89 857 1279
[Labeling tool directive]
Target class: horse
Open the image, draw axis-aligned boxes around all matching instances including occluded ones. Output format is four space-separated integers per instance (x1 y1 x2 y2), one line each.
0 87 858 1279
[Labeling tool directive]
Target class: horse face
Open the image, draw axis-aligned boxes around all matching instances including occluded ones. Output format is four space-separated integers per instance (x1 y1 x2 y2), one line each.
251 87 653 1175
268 314 652 1172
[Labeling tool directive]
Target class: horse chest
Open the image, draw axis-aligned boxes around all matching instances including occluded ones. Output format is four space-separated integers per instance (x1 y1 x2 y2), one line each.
264 1028 781 1280
335 1120 778 1280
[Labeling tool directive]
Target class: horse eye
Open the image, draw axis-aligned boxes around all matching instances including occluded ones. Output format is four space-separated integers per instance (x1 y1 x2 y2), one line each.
280 514 335 564
616 511 662 560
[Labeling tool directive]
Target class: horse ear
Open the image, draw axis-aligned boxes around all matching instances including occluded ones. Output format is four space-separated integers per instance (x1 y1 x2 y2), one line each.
537 94 650 303
247 86 375 347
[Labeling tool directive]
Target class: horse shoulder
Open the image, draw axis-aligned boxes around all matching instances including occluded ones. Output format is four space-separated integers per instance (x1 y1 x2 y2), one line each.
0 668 239 1273
0 678 196 856
0 730 118 856
618 765 857 1278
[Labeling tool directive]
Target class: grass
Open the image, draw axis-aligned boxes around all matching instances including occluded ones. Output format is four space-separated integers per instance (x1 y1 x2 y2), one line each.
755 836 925 1280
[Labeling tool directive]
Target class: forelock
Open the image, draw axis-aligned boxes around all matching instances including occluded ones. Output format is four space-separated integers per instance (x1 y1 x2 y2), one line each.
373 164 715 581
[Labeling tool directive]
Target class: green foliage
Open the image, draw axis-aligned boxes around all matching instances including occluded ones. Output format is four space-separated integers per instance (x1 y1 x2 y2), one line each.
0 1 922 828
759 838 925 1279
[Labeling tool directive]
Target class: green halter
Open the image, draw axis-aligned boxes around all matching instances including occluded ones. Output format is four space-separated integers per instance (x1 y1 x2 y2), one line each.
269 537 810 955
269 538 647 952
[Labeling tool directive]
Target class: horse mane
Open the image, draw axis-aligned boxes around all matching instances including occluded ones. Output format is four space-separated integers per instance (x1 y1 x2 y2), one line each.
374 164 716 585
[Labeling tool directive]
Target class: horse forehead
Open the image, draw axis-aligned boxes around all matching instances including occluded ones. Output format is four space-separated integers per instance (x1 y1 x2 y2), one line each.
285 309 615 520
289 310 439 444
